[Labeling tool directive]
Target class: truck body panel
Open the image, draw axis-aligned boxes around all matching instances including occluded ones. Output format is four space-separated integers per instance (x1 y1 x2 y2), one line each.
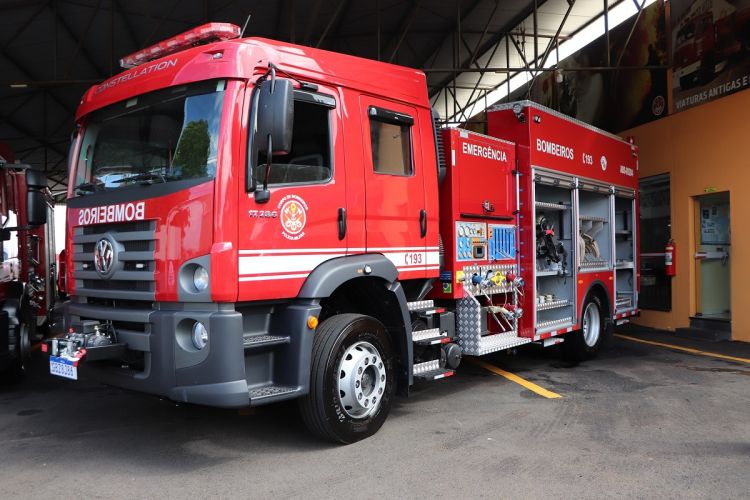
488 102 639 340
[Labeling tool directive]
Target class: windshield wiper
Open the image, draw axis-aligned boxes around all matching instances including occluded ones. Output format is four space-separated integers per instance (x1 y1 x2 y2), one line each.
75 182 104 195
113 172 168 185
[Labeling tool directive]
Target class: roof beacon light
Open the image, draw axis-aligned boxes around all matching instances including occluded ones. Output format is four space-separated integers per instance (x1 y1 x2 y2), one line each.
119 22 241 69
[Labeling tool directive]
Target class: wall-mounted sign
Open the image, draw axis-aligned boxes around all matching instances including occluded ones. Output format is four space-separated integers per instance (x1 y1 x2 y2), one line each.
672 0 750 113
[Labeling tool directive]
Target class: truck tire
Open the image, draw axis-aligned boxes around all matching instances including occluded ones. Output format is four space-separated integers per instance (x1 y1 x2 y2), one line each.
3 302 32 383
299 313 395 444
563 295 611 362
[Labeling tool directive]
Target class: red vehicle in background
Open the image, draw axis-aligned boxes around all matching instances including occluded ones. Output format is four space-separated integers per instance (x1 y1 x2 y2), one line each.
47 24 639 442
674 0 750 88
0 156 55 381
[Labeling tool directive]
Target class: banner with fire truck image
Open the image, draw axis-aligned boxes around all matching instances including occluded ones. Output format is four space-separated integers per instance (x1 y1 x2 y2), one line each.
672 0 750 112
515 0 668 134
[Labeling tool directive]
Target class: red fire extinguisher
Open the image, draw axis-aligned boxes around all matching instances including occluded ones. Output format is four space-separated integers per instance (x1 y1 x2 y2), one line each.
665 239 676 276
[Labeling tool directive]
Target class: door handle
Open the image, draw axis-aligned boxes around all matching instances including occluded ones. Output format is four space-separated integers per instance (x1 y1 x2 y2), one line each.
419 209 427 238
338 208 346 240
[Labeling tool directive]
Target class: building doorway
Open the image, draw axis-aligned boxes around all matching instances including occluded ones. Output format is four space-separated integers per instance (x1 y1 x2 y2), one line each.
694 192 731 321
639 174 671 311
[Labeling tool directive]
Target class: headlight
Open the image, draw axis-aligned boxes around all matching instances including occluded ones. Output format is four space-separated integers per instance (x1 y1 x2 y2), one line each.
193 266 209 292
192 322 208 350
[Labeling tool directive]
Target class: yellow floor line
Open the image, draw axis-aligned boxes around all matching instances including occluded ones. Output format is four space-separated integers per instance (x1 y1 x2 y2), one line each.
468 358 562 399
615 334 750 365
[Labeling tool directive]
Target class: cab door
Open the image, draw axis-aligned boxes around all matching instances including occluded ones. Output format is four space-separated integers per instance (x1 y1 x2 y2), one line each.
238 85 347 301
360 97 432 278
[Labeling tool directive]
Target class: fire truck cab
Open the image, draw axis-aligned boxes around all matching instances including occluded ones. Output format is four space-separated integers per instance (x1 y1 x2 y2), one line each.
49 24 639 443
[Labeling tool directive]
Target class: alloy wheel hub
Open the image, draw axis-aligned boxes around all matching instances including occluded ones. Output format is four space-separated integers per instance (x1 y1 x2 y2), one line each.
337 340 386 419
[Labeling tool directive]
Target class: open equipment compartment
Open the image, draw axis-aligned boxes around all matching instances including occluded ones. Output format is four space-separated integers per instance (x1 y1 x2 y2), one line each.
614 189 637 312
577 180 612 273
533 172 576 334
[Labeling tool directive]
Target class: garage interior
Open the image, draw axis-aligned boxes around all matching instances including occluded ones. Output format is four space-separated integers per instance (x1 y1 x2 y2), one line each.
1 0 748 497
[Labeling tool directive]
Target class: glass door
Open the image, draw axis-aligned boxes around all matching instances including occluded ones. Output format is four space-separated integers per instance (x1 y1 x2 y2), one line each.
695 192 730 320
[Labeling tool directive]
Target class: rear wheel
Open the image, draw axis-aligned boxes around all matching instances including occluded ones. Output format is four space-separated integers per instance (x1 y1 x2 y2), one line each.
300 313 395 444
563 295 610 362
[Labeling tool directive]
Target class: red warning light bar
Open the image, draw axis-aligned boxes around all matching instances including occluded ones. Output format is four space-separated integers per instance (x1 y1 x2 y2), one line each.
119 22 241 69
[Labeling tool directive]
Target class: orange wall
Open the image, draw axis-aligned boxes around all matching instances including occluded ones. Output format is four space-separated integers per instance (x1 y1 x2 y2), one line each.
622 90 750 342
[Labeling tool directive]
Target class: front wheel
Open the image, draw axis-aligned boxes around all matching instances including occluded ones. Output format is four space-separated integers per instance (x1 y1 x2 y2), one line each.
563 295 611 362
3 314 32 384
299 313 395 444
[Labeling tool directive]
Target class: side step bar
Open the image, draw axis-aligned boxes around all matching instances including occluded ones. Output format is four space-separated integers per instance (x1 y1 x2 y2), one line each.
412 360 454 381
412 328 451 346
242 334 290 350
248 385 300 405
407 299 444 314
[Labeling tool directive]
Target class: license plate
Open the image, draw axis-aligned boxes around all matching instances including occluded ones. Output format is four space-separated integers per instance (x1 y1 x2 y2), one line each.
49 356 78 380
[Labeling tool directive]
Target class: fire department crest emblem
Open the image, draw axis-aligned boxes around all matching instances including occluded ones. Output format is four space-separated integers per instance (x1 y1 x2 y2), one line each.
278 194 308 240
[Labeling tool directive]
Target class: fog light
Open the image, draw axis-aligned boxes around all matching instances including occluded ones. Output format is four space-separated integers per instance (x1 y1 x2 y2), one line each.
192 322 208 350
193 266 209 292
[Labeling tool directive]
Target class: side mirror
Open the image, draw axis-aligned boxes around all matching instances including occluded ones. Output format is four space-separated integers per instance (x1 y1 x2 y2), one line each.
26 191 47 227
256 78 294 155
25 169 48 190
25 170 48 227
254 77 294 204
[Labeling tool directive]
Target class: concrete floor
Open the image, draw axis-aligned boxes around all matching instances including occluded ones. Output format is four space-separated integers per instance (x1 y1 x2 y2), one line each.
1 332 748 499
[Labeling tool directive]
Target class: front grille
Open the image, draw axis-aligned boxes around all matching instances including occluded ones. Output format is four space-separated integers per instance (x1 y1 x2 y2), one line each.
82 280 153 292
82 221 153 234
73 220 157 301
85 297 153 310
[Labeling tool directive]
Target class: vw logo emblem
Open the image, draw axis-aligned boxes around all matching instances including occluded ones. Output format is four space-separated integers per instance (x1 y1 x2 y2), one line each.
94 238 115 276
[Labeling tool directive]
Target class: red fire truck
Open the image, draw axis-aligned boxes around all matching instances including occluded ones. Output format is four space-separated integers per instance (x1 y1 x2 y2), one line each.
47 23 639 442
0 157 55 381
674 0 750 89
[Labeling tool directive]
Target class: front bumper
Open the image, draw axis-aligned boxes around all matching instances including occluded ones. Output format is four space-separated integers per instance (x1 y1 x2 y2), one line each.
62 301 249 408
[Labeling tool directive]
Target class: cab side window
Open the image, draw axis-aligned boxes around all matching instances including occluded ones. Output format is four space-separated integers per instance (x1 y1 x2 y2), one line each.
254 92 334 186
368 107 414 176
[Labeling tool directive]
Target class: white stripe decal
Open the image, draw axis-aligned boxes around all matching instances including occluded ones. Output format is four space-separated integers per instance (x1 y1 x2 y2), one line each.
238 249 441 279
239 254 344 275
239 273 310 282
239 248 349 255
238 246 439 255
382 251 441 268
368 246 440 252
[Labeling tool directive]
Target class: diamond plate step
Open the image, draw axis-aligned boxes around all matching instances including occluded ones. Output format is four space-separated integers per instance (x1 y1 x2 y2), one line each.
542 337 564 347
408 300 434 311
248 385 298 405
459 331 531 356
412 359 454 381
414 368 455 381
242 334 290 350
407 300 444 315
412 328 450 345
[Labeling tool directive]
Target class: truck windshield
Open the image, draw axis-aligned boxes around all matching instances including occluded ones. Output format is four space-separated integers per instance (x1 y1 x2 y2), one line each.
73 79 225 193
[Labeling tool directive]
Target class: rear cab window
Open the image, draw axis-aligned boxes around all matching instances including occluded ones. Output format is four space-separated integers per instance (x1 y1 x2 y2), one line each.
368 106 414 176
